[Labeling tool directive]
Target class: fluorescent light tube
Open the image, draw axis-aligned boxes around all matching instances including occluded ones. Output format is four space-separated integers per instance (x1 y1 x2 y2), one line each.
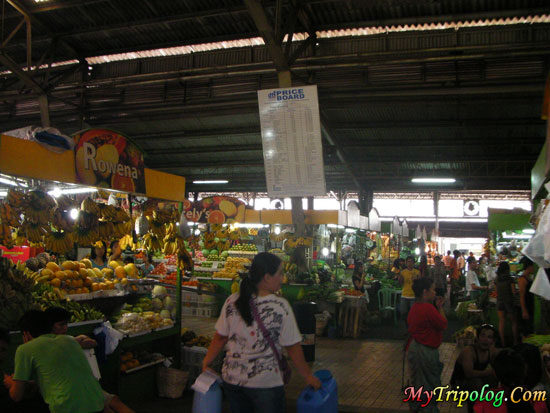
0 176 28 187
48 187 98 197
192 180 228 184
411 178 456 183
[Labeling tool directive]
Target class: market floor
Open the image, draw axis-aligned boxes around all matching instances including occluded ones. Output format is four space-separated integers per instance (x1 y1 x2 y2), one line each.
128 316 466 412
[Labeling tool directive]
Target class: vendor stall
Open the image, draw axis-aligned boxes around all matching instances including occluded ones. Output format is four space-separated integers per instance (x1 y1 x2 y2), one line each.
0 131 188 401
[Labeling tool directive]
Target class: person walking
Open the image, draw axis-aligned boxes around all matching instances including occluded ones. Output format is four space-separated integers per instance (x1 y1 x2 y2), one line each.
429 255 448 298
202 252 321 413
399 256 421 322
517 256 536 338
495 262 519 347
458 252 466 276
406 277 447 412
465 260 489 300
419 255 428 278
4 310 104 413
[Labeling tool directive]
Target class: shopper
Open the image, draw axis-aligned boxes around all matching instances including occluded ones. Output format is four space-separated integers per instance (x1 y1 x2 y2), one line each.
419 255 428 278
473 349 546 413
352 261 366 293
518 256 535 337
443 250 452 267
407 277 447 413
202 252 321 413
44 308 135 413
399 256 420 322
495 262 519 346
449 250 461 306
465 260 489 300
450 324 499 413
458 252 466 276
109 240 123 265
90 240 108 270
429 255 448 298
5 310 104 413
391 258 403 275
141 253 155 277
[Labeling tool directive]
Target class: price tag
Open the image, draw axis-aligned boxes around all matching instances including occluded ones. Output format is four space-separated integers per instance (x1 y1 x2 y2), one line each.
212 262 219 269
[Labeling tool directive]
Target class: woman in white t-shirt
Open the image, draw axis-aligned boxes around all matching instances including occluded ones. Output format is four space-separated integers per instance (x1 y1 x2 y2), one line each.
202 252 321 413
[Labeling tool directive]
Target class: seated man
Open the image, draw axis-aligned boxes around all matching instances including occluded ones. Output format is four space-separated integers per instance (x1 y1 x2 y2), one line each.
4 310 105 413
45 307 134 413
451 324 499 413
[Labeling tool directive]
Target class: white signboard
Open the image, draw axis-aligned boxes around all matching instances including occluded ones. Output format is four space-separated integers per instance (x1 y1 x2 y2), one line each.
257 85 326 197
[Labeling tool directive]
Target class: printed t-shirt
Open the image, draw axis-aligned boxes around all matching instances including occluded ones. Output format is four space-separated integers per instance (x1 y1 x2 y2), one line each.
407 302 447 348
401 268 420 298
215 293 302 388
466 270 481 293
13 334 104 413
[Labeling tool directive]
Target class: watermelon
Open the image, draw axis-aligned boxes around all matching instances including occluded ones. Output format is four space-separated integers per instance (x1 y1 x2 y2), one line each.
210 249 218 255
202 249 209 256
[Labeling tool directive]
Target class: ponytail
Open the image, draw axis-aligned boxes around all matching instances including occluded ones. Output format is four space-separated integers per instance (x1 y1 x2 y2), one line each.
235 252 282 326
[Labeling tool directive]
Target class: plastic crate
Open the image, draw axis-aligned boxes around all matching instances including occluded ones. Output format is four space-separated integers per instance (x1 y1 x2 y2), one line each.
182 307 197 316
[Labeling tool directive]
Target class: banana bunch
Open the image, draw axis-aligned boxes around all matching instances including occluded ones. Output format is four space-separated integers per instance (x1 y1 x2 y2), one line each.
248 228 258 236
75 210 97 231
229 230 240 240
6 188 25 210
178 248 193 270
22 221 50 243
143 233 163 251
215 229 229 240
112 222 129 239
114 207 131 222
52 208 72 232
45 230 74 255
270 233 285 242
119 234 135 251
27 269 51 285
163 237 184 255
73 227 99 246
210 224 223 232
97 203 119 221
13 229 27 246
98 220 115 240
55 195 78 211
153 208 173 224
0 223 14 248
217 240 231 252
164 222 178 239
81 198 100 216
285 236 313 249
147 216 166 239
22 190 56 224
0 202 21 227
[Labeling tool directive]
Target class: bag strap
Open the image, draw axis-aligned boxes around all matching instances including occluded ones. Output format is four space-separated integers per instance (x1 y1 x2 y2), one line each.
250 298 285 369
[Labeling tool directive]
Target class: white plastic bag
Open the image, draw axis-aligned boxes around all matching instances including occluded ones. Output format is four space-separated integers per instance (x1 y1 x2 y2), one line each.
524 206 550 268
530 267 550 301
4 126 74 153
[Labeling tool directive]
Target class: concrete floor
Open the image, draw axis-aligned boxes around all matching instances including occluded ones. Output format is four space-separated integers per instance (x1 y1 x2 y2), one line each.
126 316 466 412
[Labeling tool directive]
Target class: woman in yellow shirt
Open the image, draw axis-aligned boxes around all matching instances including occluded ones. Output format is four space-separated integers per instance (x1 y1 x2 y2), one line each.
399 256 420 322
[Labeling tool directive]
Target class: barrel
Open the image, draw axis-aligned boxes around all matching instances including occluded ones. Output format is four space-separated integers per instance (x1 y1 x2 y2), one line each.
192 380 222 413
293 301 317 362
297 370 338 413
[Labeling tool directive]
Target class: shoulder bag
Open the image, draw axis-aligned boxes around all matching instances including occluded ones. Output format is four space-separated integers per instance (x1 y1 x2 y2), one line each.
250 298 292 384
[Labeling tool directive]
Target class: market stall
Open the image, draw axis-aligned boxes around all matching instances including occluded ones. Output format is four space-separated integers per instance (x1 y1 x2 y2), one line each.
0 131 188 401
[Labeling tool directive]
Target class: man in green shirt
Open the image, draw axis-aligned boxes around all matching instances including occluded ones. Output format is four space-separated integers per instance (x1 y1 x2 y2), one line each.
5 310 104 413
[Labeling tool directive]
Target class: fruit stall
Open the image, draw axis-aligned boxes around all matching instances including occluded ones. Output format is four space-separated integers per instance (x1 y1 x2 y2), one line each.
0 130 190 401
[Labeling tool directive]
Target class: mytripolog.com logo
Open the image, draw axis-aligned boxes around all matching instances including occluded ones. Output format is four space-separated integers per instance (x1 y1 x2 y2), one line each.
267 89 305 101
403 385 547 408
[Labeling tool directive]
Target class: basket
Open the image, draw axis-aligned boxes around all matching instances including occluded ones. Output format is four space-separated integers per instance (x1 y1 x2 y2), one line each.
157 366 189 399
315 314 329 336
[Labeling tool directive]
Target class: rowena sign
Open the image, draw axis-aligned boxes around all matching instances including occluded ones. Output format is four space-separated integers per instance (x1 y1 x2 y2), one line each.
73 129 146 194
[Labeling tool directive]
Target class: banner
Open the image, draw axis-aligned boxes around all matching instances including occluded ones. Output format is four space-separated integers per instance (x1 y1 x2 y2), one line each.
73 129 146 194
257 85 326 197
184 197 246 224
0 246 31 263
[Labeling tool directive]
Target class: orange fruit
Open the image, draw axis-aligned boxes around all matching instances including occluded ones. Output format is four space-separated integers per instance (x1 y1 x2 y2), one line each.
111 174 136 193
50 278 61 288
55 271 66 280
76 288 83 294
99 282 106 290
92 283 100 292
82 287 90 294
84 277 93 287
207 210 225 224
46 262 61 272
